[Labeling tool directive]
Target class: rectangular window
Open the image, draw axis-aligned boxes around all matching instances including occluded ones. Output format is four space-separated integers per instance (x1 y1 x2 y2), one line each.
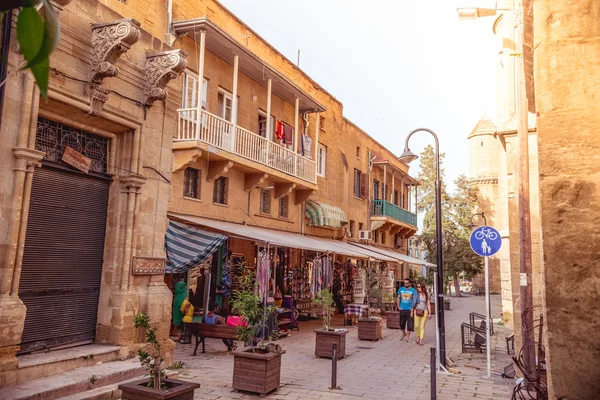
349 220 355 238
356 146 360 158
359 222 364 232
260 189 271 214
394 190 399 206
354 169 361 198
381 232 386 245
279 195 289 218
394 233 399 248
373 180 380 200
183 168 200 199
319 115 326 131
213 177 228 205
317 143 327 177
217 89 234 122
258 110 275 140
374 231 379 243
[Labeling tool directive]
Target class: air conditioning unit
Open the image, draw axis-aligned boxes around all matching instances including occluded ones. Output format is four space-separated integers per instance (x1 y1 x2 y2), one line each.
359 230 372 241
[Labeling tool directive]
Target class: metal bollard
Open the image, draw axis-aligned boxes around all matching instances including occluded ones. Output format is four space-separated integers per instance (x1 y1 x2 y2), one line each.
430 347 436 400
331 343 338 389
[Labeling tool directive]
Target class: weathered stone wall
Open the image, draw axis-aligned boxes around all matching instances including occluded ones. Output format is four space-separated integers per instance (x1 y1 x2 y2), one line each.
534 0 600 398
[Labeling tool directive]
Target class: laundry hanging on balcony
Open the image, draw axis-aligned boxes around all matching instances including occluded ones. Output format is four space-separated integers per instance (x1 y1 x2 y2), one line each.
165 220 227 273
283 124 294 146
275 120 285 141
305 200 349 229
302 134 312 159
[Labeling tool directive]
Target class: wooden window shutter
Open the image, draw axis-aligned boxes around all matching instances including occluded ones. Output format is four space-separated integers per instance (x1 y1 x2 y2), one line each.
359 173 367 199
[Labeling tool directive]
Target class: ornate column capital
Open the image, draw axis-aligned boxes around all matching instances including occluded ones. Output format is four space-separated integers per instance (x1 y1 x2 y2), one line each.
50 0 73 11
13 147 45 169
143 49 188 107
89 18 141 115
119 174 147 193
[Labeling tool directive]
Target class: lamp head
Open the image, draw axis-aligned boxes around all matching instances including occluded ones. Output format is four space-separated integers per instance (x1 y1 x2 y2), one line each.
457 7 497 20
398 149 418 164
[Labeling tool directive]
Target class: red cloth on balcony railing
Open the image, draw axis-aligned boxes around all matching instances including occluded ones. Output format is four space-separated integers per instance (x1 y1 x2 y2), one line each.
275 120 285 140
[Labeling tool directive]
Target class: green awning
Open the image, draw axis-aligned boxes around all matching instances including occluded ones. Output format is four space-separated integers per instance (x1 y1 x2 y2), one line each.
305 200 348 228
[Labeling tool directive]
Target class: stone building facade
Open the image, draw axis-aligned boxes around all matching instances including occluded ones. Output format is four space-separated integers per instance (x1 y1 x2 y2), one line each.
0 0 420 386
534 0 600 398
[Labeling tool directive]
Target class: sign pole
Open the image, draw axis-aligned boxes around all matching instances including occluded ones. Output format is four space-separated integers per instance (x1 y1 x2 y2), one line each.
484 256 491 379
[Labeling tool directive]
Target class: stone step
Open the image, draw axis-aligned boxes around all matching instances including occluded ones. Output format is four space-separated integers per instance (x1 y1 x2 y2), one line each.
56 376 142 400
0 358 145 400
13 344 121 385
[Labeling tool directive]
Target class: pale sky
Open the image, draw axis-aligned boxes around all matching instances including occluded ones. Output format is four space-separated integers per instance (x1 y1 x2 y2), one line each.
219 0 499 190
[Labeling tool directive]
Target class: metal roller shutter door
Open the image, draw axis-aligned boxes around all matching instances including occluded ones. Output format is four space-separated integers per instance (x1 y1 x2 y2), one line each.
18 165 109 354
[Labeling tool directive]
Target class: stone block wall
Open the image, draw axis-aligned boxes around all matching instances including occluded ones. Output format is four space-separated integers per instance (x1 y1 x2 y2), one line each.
534 0 600 398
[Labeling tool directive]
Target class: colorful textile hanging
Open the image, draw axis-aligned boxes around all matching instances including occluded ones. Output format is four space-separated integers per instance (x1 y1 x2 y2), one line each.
257 250 270 302
275 120 285 141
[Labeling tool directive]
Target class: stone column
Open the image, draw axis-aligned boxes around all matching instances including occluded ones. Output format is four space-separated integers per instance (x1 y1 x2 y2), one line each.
534 0 600 398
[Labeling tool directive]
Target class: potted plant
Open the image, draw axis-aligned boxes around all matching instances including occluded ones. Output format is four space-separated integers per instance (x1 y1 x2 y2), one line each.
444 298 451 310
313 289 347 359
229 265 285 396
119 313 199 399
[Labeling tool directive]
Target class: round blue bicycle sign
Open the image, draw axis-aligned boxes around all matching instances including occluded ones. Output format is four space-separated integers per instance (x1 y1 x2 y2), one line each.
470 226 502 257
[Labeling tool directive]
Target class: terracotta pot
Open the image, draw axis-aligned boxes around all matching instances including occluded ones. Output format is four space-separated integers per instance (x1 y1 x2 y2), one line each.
314 329 347 359
119 378 199 400
358 318 383 340
386 311 400 329
232 349 282 396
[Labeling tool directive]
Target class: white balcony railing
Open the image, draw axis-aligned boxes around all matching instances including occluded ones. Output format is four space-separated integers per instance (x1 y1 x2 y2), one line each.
176 108 317 184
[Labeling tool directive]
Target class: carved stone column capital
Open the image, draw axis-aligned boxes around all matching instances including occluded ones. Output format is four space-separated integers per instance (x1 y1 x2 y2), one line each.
89 18 140 115
13 147 45 169
119 174 147 193
143 49 188 107
50 0 73 11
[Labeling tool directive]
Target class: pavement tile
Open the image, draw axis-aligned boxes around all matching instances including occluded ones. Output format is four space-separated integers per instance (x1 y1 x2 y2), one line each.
170 295 513 400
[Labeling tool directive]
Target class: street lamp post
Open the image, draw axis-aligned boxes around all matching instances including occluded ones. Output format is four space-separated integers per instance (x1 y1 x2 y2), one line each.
398 128 446 368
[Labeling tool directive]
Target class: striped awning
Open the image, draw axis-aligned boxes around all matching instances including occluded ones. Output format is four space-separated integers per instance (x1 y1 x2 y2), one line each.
165 220 227 273
305 200 348 228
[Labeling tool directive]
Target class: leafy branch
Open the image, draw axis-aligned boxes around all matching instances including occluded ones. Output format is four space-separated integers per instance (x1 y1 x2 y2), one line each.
134 312 165 390
1 0 61 98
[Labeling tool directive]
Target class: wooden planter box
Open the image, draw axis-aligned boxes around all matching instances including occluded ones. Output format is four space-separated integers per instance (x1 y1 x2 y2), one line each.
232 349 282 396
358 318 383 341
386 311 400 329
119 378 199 400
314 329 347 359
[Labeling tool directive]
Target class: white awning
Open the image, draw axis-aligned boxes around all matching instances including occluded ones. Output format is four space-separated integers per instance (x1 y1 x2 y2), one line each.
350 242 436 267
168 213 392 261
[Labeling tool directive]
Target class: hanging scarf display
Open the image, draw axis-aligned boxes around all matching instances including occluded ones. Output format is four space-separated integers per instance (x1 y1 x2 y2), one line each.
310 255 333 296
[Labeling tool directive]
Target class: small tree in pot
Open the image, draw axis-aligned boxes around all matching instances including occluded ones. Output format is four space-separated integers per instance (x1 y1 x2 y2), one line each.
118 312 199 399
229 263 285 396
313 289 347 359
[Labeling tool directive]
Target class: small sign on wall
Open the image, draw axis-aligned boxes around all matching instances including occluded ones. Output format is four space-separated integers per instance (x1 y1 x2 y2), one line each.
132 257 166 275
62 146 91 173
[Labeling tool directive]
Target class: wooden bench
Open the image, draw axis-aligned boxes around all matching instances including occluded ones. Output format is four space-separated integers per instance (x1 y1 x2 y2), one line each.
191 323 240 355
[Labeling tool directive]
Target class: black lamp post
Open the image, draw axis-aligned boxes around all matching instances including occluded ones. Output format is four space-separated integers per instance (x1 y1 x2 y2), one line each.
398 128 446 368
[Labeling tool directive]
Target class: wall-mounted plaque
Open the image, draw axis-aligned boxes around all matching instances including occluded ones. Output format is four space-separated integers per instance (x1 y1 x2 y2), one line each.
132 256 166 275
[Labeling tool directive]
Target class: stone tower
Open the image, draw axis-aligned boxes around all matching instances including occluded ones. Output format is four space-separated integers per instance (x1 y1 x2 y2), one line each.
467 116 502 294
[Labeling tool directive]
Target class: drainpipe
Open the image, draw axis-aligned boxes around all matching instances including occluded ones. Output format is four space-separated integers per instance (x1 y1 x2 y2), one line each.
0 11 13 131
166 0 175 46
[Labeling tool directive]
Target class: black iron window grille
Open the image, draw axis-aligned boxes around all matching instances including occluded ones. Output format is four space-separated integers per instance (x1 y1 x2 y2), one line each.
184 168 200 199
260 189 271 214
213 176 228 205
279 195 288 218
36 117 109 173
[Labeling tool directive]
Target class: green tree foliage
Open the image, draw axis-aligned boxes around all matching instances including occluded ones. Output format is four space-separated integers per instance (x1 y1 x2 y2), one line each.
1 0 61 99
134 312 166 390
416 145 483 297
312 289 335 331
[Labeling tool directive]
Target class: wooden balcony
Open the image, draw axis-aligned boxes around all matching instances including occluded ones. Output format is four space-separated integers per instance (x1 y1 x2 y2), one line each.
175 108 317 186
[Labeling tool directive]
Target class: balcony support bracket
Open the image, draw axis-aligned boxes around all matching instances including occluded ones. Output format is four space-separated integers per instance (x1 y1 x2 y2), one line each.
172 144 202 172
245 173 269 191
390 225 403 235
274 183 296 199
295 189 314 205
207 161 233 182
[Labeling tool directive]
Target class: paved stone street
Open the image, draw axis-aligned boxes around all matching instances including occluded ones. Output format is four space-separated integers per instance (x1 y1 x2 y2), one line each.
173 295 514 400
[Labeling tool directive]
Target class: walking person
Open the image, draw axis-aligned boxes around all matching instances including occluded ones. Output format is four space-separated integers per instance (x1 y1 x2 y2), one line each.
413 281 433 346
397 278 416 342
